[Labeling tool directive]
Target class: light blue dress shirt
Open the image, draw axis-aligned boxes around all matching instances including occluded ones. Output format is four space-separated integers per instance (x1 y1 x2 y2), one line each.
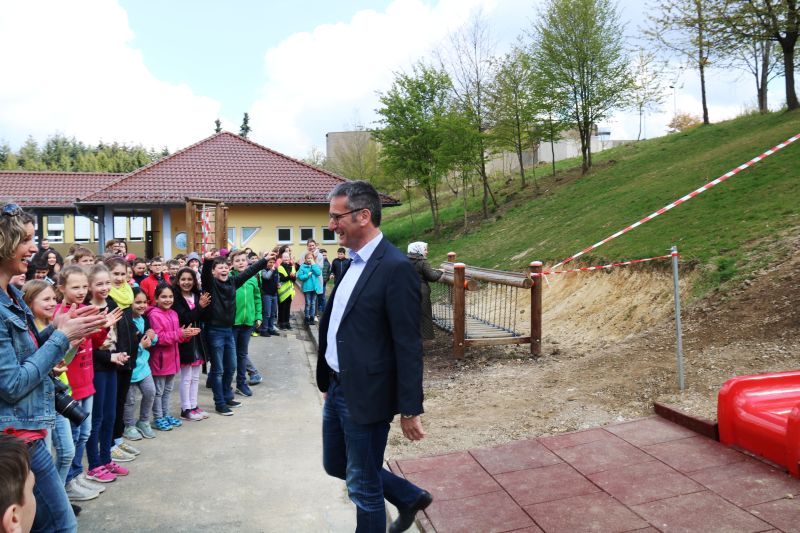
325 232 383 372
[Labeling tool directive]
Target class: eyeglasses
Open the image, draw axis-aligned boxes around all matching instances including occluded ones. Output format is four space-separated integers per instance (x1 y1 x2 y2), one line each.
328 208 367 223
1 204 22 217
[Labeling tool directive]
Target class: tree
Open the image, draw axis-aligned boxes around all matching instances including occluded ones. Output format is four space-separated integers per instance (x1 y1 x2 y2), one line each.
668 111 703 131
630 49 668 140
534 0 633 174
645 0 717 125
239 113 251 138
438 107 482 232
302 147 327 167
374 63 453 236
438 10 498 218
326 131 382 182
214 118 222 133
710 0 799 111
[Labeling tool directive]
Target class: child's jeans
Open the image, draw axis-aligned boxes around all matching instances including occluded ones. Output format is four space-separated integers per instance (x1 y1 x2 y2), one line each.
317 288 326 316
234 325 257 388
44 414 75 485
152 374 176 419
304 291 317 319
67 395 93 484
260 294 278 333
180 364 202 410
123 375 156 426
87 369 116 470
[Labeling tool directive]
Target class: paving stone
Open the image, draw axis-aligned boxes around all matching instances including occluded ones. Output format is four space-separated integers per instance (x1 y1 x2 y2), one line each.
538 428 617 451
496 462 600 506
605 417 698 447
404 460 501 501
551 434 653 475
587 460 704 506
642 436 747 473
424 490 537 533
689 458 800 507
470 439 562 475
396 451 476 475
524 492 649 533
749 497 800 532
632 490 772 532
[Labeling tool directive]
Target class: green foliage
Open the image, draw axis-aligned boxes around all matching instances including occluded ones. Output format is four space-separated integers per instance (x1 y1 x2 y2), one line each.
0 133 163 173
214 118 222 133
239 112 251 138
382 110 800 296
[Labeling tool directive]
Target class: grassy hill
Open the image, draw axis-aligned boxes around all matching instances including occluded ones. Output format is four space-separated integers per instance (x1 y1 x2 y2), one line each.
381 110 800 295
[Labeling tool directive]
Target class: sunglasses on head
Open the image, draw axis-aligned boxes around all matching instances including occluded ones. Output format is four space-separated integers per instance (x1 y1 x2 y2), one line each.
1 203 22 217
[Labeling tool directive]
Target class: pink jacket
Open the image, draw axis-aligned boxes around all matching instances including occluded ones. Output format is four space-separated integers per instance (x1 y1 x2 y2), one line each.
146 307 186 376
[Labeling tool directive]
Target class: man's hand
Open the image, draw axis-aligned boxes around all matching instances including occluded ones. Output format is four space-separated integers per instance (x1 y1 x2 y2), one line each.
400 416 426 441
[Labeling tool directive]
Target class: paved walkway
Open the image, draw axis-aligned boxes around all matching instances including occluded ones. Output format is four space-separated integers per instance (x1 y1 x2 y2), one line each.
78 324 355 532
387 416 800 532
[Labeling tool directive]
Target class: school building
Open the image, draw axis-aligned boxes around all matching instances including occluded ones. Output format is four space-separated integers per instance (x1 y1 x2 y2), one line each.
1 132 398 259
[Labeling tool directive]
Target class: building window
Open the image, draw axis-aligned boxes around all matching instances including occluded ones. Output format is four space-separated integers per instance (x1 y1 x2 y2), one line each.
130 217 145 241
299 227 315 243
241 227 260 246
276 227 292 244
47 215 64 243
113 216 127 239
322 228 336 243
175 232 187 250
227 227 236 248
74 216 92 242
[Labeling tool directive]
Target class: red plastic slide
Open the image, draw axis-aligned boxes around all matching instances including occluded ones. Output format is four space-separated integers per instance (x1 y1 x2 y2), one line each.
718 370 800 477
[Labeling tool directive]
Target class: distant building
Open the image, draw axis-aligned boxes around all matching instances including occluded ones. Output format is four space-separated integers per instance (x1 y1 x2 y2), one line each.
1 132 398 258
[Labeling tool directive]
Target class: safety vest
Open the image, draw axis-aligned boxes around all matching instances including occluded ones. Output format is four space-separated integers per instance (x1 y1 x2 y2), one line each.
277 264 296 303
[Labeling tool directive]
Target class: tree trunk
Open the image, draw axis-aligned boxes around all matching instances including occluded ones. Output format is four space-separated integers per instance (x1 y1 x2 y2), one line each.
423 185 439 237
779 36 799 110
637 105 644 141
462 170 469 233
695 0 710 124
758 41 770 113
516 143 526 188
405 185 416 239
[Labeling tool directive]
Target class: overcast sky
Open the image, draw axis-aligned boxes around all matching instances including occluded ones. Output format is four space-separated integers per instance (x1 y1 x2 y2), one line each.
0 0 787 159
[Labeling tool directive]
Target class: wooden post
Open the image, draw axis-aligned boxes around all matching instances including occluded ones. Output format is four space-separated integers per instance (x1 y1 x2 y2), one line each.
185 199 195 253
215 203 228 250
452 263 466 358
447 251 456 263
530 261 542 356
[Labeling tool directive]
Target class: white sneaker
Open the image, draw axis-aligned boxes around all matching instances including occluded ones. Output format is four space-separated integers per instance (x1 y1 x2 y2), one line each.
65 479 99 501
110 445 135 462
118 442 141 456
77 473 106 493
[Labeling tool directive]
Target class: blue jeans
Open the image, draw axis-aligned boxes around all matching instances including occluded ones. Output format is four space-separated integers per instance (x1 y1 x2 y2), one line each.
30 438 77 533
317 289 326 316
234 324 257 388
260 294 278 332
304 291 317 320
44 414 75 485
322 379 423 533
87 370 117 470
206 325 236 408
67 395 93 483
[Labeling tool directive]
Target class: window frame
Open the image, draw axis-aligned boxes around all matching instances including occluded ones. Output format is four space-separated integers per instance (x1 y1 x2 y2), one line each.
240 226 261 246
321 227 337 244
276 227 293 245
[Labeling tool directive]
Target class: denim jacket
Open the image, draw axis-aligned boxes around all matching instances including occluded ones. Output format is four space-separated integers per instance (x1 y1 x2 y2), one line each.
0 285 70 430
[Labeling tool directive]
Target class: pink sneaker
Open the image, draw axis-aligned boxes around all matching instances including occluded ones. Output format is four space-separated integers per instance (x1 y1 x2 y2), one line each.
86 466 116 483
193 407 209 419
105 462 129 476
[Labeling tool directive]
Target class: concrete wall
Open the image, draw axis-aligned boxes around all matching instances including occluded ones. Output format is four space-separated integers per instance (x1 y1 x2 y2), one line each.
485 138 631 176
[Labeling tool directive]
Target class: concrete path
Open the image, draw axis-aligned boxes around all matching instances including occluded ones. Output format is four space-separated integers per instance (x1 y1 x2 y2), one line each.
78 326 355 532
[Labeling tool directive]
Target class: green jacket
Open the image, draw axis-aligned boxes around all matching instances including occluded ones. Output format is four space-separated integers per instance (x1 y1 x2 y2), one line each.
233 271 262 326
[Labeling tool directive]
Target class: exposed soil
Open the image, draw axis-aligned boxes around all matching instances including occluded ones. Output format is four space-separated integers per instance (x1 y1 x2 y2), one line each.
386 235 800 459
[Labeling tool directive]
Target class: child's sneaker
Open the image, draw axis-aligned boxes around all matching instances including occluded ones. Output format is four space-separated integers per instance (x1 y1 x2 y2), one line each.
136 420 156 439
215 405 234 416
152 417 172 431
226 399 242 408
248 373 263 386
165 415 182 427
104 462 129 476
251 330 260 337
192 407 210 419
77 473 106 493
86 466 116 483
122 425 143 441
235 384 253 397
110 445 135 462
65 479 99 501
180 409 203 421
118 442 141 456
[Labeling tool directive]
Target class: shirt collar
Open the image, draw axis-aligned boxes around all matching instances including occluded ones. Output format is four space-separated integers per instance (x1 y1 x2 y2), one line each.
349 232 383 265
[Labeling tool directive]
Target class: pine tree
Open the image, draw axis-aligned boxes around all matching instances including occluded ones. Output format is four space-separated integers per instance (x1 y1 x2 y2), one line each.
239 113 251 138
214 118 222 133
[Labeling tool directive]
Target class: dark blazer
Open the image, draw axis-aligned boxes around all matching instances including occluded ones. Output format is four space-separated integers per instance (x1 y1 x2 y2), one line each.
316 236 424 425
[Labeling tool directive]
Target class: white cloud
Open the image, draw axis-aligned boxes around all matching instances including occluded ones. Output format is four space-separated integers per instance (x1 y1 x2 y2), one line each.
0 0 222 151
249 0 497 158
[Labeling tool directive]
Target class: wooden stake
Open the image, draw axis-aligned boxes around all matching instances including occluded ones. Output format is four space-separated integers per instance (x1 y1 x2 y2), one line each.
452 263 466 358
530 261 542 356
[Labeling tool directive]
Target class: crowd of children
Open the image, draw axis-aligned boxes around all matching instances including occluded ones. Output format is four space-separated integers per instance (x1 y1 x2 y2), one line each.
7 236 348 529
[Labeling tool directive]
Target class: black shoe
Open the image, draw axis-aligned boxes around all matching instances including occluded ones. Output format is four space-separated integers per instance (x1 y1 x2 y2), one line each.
215 405 233 416
226 400 242 408
71 504 82 517
389 491 433 533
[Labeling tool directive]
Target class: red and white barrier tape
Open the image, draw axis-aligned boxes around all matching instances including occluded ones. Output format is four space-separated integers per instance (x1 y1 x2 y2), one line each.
532 253 676 278
553 133 800 269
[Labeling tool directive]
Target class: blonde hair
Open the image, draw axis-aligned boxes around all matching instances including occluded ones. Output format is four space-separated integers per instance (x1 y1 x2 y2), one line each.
56 265 88 302
21 279 54 308
87 263 110 286
0 203 35 262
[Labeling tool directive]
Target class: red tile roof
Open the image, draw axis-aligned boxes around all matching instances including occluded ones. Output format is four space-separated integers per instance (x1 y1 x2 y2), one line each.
80 132 399 206
0 171 123 208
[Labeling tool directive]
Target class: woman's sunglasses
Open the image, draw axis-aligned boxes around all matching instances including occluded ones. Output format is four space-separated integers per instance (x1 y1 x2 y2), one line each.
2 203 22 217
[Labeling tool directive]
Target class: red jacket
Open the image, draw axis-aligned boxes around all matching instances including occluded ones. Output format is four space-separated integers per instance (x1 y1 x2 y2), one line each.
140 273 171 304
54 304 109 401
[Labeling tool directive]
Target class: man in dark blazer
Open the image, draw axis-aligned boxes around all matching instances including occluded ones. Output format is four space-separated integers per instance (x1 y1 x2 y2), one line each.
317 181 432 533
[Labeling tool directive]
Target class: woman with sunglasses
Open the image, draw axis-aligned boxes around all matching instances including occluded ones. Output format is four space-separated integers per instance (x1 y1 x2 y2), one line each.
0 203 107 532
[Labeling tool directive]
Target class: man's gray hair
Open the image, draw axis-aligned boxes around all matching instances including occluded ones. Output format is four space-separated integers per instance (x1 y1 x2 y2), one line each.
327 180 382 227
